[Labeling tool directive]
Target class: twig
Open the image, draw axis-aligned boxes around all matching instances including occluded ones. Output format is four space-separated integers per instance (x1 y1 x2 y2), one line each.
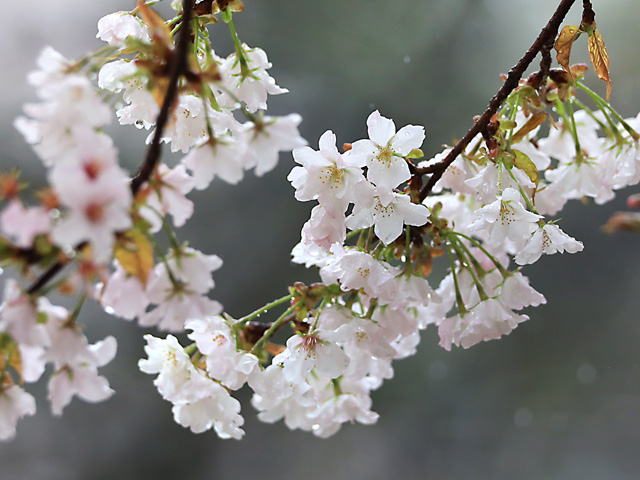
418 0 577 202
130 0 196 195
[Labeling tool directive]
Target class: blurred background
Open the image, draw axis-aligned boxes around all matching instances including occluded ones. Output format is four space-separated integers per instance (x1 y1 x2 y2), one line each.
2 0 640 479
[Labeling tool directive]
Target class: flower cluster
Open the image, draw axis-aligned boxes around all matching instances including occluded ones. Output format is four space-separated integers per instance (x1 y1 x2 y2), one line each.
1 0 638 443
0 1 304 439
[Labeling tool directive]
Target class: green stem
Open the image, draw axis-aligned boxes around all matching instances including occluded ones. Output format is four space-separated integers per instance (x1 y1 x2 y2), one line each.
577 81 640 141
403 226 412 274
346 229 361 241
573 98 615 136
504 164 539 214
449 237 488 301
235 294 294 328
192 19 199 58
166 14 183 29
184 343 197 356
226 15 251 78
144 231 180 287
445 241 467 315
450 231 510 278
250 304 297 355
68 291 87 324
565 99 584 163
312 296 329 329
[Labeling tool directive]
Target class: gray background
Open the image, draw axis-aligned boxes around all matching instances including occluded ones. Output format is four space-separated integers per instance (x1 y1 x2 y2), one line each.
2 1 640 479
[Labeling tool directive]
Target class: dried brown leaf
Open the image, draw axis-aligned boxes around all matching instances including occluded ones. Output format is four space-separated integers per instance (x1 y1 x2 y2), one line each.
588 28 611 101
137 0 173 51
555 25 581 78
512 113 546 143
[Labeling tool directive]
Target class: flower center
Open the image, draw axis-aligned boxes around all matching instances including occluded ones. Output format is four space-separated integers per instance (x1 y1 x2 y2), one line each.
499 201 514 225
376 146 395 168
85 203 104 223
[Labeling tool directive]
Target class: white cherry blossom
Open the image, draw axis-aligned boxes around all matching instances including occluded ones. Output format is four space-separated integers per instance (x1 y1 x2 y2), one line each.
241 114 306 176
100 263 150 320
140 163 195 231
438 299 529 350
350 110 425 192
346 186 429 245
186 316 259 390
216 45 288 112
289 130 365 213
97 11 151 46
515 223 584 265
181 137 246 188
0 200 51 249
172 380 245 439
0 386 36 441
469 187 541 249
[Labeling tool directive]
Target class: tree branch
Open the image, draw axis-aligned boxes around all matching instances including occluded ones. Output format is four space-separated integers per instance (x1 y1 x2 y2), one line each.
130 0 196 195
418 0 577 202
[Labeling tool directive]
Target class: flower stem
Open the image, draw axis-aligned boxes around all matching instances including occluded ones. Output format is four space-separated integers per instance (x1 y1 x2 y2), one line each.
577 81 640 141
250 304 297 355
235 294 294 328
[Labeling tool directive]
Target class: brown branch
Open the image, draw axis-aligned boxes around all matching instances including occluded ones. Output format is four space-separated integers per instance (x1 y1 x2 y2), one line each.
418 0 577 202
582 0 595 24
130 0 196 195
26 0 196 296
26 259 65 296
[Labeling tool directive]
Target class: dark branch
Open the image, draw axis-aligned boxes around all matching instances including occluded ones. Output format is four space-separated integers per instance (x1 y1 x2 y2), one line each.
418 0 577 202
130 0 196 195
582 0 595 25
26 259 66 296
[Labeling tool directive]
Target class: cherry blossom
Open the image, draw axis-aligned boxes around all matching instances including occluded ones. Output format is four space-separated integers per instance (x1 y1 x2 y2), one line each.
515 223 584 265
289 130 365 213
216 45 288 113
0 386 36 441
469 187 541 250
97 11 151 46
350 110 425 192
346 187 429 245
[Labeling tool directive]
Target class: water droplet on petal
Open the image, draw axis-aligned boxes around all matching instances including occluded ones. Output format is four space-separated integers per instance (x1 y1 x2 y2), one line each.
404 55 411 64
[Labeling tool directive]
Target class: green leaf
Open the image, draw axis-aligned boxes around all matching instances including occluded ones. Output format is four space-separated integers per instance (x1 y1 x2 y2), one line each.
499 120 517 131
406 148 424 159
114 229 154 286
512 150 539 186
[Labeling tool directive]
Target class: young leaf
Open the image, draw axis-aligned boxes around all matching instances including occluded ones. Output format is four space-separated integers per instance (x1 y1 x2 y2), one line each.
512 150 539 186
587 29 611 101
406 148 424 159
114 229 154 286
0 339 22 384
555 25 581 79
